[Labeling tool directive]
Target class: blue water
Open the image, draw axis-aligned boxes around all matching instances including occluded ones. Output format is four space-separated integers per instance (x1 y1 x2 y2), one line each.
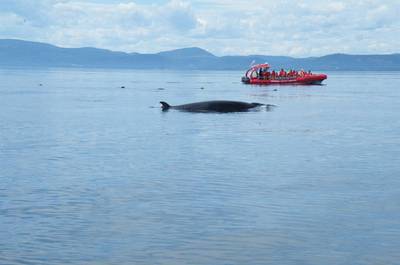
1 69 400 265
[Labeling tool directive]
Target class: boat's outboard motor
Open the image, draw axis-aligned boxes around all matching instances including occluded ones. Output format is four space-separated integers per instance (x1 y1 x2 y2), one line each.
241 76 250 84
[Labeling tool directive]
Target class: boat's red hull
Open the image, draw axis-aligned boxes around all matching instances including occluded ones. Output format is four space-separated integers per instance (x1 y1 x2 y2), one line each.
244 74 327 85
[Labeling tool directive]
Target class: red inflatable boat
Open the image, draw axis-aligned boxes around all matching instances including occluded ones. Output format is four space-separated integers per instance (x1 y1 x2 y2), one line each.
241 63 327 85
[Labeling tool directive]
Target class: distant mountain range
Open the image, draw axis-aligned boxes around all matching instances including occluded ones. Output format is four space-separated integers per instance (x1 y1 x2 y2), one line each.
1 39 399 71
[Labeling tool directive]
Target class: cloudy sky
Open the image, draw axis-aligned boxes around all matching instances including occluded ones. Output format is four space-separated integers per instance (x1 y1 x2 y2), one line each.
0 0 399 56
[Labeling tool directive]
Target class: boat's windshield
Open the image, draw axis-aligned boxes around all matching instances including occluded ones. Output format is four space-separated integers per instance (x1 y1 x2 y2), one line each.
246 65 270 79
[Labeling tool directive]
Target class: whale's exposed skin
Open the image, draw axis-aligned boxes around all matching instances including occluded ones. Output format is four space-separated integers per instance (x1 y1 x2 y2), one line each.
160 100 266 113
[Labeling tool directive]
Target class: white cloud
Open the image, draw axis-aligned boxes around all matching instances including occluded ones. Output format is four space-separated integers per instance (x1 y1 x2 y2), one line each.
0 0 399 56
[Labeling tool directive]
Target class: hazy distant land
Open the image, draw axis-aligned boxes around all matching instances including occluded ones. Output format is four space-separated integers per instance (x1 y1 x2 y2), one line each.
1 39 399 71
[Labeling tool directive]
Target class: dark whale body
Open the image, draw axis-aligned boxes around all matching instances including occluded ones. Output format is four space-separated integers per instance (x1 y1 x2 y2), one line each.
160 100 265 113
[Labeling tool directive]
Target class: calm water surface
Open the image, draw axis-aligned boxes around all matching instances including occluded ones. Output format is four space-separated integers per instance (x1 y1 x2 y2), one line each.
1 69 400 265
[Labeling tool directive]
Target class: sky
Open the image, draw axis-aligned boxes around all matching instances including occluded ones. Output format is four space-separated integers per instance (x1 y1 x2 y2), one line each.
0 0 399 57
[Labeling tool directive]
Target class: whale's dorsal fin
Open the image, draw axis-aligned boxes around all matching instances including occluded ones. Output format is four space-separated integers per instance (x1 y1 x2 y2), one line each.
160 101 171 111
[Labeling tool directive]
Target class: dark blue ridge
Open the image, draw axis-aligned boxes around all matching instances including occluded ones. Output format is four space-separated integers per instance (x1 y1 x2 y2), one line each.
1 39 399 70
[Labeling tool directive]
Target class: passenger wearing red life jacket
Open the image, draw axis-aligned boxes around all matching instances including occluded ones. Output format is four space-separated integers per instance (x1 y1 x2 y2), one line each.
279 69 285 77
271 70 276 79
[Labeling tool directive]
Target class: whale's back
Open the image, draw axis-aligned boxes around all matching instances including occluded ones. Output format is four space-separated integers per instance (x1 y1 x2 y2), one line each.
172 100 261 112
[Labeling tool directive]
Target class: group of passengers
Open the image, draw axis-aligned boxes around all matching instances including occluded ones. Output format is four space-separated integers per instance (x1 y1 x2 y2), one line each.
258 68 312 80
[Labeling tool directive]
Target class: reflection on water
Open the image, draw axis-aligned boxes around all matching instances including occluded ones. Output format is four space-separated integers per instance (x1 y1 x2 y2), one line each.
1 69 400 265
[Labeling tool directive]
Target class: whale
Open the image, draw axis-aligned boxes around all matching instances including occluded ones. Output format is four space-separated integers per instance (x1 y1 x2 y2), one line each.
160 100 271 113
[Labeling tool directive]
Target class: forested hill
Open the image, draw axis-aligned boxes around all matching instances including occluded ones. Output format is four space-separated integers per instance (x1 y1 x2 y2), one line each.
1 39 399 70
